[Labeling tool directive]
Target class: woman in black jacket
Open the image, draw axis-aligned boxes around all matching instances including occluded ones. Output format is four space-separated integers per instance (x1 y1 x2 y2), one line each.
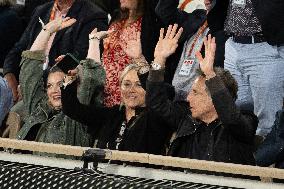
61 29 173 155
61 64 172 154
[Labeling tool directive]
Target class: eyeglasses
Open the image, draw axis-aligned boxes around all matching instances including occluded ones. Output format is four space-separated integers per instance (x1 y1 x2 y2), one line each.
121 81 143 90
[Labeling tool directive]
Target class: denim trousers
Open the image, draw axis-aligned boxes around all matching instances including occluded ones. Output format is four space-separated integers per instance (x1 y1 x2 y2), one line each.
224 38 284 137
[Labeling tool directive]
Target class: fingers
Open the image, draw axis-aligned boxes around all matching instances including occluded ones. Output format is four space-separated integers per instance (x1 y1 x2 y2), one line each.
159 28 165 41
195 51 203 64
61 18 76 29
174 27 183 41
55 55 65 63
68 69 78 76
165 25 173 39
91 28 98 35
169 24 178 39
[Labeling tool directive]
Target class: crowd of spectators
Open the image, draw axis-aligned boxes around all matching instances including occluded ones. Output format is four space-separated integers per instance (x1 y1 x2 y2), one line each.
0 0 283 176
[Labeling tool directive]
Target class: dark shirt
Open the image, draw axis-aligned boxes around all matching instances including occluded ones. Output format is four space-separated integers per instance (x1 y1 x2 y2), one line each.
225 0 262 36
191 120 220 160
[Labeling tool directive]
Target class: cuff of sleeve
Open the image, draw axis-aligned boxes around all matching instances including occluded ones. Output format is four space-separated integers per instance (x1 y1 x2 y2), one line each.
148 69 165 82
21 50 46 61
80 58 102 68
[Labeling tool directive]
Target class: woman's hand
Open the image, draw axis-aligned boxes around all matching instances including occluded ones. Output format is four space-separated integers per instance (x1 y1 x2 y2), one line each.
195 34 216 79
123 31 143 59
89 28 113 41
154 24 183 67
43 17 77 34
30 17 76 51
87 28 113 62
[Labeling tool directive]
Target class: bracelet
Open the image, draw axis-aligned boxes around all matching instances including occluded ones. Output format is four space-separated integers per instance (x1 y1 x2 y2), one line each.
89 36 100 41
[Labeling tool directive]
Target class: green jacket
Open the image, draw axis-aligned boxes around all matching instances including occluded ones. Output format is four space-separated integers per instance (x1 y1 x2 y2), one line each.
16 51 105 149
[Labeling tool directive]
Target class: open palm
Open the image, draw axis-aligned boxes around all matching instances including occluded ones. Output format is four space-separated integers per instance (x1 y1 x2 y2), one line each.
154 24 183 60
195 34 216 76
44 17 76 34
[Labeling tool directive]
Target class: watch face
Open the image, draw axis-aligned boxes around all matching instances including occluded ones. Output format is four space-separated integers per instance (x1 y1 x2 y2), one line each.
151 63 161 70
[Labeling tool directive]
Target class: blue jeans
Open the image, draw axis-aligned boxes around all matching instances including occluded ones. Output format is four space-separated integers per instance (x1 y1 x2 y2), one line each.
225 38 284 136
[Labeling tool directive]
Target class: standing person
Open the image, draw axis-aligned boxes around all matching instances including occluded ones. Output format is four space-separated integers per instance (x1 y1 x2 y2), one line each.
101 0 163 107
224 0 284 137
0 0 23 67
3 0 108 103
155 0 207 90
156 0 229 101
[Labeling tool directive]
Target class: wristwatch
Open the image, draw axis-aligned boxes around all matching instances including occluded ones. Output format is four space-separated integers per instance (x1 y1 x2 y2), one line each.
151 62 162 70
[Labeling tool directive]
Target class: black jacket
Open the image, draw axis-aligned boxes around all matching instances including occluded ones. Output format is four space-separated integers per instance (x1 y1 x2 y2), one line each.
3 0 108 78
0 6 23 67
146 70 258 165
256 110 284 169
61 82 172 155
251 0 284 46
155 0 228 70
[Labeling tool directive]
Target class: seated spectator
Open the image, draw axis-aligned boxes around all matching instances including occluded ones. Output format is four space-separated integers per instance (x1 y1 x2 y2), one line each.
0 0 23 67
3 0 108 102
16 17 105 150
156 0 228 101
256 107 284 169
0 76 13 128
61 28 172 155
146 25 258 165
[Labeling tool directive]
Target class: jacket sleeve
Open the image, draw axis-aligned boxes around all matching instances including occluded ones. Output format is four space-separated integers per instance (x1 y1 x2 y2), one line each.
61 60 109 136
0 77 13 127
3 7 41 77
155 0 206 42
206 76 257 144
146 69 186 131
255 110 284 166
19 50 46 115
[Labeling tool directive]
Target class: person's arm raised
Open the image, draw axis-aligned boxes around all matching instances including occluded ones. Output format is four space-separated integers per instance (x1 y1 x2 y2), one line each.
30 17 76 51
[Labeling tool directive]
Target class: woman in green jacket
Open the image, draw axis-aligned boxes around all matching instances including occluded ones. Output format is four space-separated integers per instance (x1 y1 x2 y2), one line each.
16 17 106 153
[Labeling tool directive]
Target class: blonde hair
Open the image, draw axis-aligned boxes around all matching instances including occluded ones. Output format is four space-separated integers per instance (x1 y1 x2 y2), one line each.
119 64 140 86
0 0 16 6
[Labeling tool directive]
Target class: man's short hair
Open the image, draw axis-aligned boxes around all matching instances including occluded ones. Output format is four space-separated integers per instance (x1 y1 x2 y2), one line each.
197 67 238 101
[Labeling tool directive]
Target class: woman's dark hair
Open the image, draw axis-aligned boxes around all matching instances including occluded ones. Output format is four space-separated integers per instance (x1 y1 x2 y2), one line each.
113 0 145 22
44 66 64 89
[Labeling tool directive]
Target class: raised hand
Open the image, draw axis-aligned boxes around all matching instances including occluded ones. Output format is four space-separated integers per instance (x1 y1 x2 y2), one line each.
44 17 77 34
87 28 113 62
153 24 183 66
89 28 113 41
195 34 216 79
123 31 143 59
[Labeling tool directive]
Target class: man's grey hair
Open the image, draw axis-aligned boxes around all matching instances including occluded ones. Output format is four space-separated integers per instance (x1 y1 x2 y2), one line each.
197 67 238 101
0 0 16 6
